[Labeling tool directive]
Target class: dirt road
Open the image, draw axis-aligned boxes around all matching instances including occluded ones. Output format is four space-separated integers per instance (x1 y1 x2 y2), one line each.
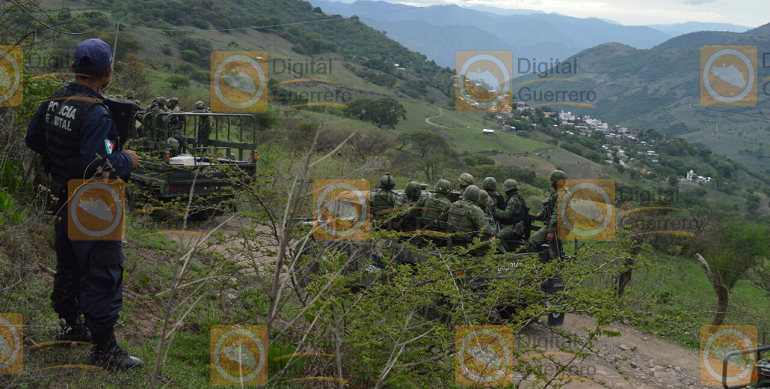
522 315 709 388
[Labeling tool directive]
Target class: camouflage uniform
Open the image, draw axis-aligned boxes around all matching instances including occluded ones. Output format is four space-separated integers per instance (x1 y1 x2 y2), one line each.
450 172 475 202
166 97 186 154
495 179 527 241
370 173 400 217
399 181 422 208
395 179 452 226
477 190 496 228
447 185 494 239
151 97 169 140
482 176 505 211
192 100 213 147
527 170 566 259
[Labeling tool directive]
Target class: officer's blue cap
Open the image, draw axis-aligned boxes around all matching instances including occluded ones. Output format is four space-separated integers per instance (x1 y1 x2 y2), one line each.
73 38 113 76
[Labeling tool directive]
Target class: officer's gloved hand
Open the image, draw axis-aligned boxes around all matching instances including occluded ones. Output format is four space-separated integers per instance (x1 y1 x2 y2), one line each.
122 149 138 168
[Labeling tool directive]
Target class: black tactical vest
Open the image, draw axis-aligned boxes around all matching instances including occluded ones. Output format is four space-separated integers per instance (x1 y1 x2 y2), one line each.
43 87 104 181
499 193 529 226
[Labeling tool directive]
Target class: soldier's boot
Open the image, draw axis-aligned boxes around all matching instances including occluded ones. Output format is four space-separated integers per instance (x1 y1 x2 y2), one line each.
55 317 92 345
90 328 143 370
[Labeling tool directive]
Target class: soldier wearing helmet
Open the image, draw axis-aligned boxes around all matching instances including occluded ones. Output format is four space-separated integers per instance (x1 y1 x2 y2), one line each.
401 181 423 207
495 179 530 244
151 96 169 141
450 172 475 202
370 173 399 216
164 97 187 154
394 179 452 229
476 190 495 227
527 170 567 259
447 185 494 241
192 100 213 147
482 176 505 211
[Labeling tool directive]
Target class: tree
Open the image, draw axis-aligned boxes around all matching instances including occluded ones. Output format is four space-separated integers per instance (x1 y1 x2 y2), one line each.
345 98 407 129
166 74 190 90
696 221 770 325
399 131 459 182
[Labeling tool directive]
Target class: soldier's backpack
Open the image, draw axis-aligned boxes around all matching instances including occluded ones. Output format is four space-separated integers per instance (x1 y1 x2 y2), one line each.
422 194 452 222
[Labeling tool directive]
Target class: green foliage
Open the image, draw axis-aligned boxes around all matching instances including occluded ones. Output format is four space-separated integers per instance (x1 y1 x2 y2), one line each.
166 74 190 89
462 154 495 167
703 220 770 290
344 98 406 129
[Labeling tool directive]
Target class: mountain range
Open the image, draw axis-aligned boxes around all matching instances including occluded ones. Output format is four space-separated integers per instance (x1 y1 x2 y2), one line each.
310 0 752 69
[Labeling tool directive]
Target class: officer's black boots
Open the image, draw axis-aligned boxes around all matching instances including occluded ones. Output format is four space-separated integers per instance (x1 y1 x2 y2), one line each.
90 328 143 370
55 317 92 344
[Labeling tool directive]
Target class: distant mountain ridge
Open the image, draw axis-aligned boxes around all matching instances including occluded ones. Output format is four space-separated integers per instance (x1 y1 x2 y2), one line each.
310 0 671 68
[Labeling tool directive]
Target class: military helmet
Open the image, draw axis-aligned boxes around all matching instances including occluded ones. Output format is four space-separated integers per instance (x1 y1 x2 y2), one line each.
434 179 451 195
115 94 123 99
482 176 497 191
379 173 395 189
458 173 474 186
405 181 421 198
549 170 567 183
477 189 489 206
126 90 136 98
462 185 480 203
195 100 205 109
157 97 167 105
168 97 179 104
107 95 115 99
503 179 518 192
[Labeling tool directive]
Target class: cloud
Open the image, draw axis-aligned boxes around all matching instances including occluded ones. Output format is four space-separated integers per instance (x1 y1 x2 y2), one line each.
684 0 717 5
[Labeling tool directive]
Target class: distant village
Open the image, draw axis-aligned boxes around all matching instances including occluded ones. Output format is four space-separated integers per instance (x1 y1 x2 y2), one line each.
481 101 711 183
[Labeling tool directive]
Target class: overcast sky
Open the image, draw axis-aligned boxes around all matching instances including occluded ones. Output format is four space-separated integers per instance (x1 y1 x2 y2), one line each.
387 0 766 27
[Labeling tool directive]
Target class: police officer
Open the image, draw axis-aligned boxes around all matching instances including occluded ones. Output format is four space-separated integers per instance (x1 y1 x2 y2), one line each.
527 170 566 259
370 173 399 216
495 179 530 243
25 39 141 370
482 177 505 211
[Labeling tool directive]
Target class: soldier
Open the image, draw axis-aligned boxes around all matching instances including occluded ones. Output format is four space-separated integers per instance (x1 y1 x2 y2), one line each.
400 181 422 208
192 100 213 147
495 179 530 244
165 97 186 154
126 90 141 109
394 178 452 228
527 170 566 259
151 96 169 140
447 185 495 241
370 173 399 216
482 177 505 211
477 190 496 228
450 172 475 202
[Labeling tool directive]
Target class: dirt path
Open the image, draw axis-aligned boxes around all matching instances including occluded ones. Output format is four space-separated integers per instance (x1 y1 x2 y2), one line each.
521 315 707 388
425 107 451 129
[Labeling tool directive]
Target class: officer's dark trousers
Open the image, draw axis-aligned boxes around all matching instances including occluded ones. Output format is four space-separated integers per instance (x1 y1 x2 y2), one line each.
51 201 124 332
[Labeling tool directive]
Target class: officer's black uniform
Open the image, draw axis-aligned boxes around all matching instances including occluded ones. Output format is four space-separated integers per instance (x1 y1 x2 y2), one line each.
25 38 140 370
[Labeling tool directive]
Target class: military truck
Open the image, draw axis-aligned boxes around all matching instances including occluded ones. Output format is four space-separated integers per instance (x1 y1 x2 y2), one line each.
124 109 258 216
722 346 770 389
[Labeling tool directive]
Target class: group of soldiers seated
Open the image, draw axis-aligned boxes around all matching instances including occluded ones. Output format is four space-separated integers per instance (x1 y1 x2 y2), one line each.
131 95 214 155
369 169 568 259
